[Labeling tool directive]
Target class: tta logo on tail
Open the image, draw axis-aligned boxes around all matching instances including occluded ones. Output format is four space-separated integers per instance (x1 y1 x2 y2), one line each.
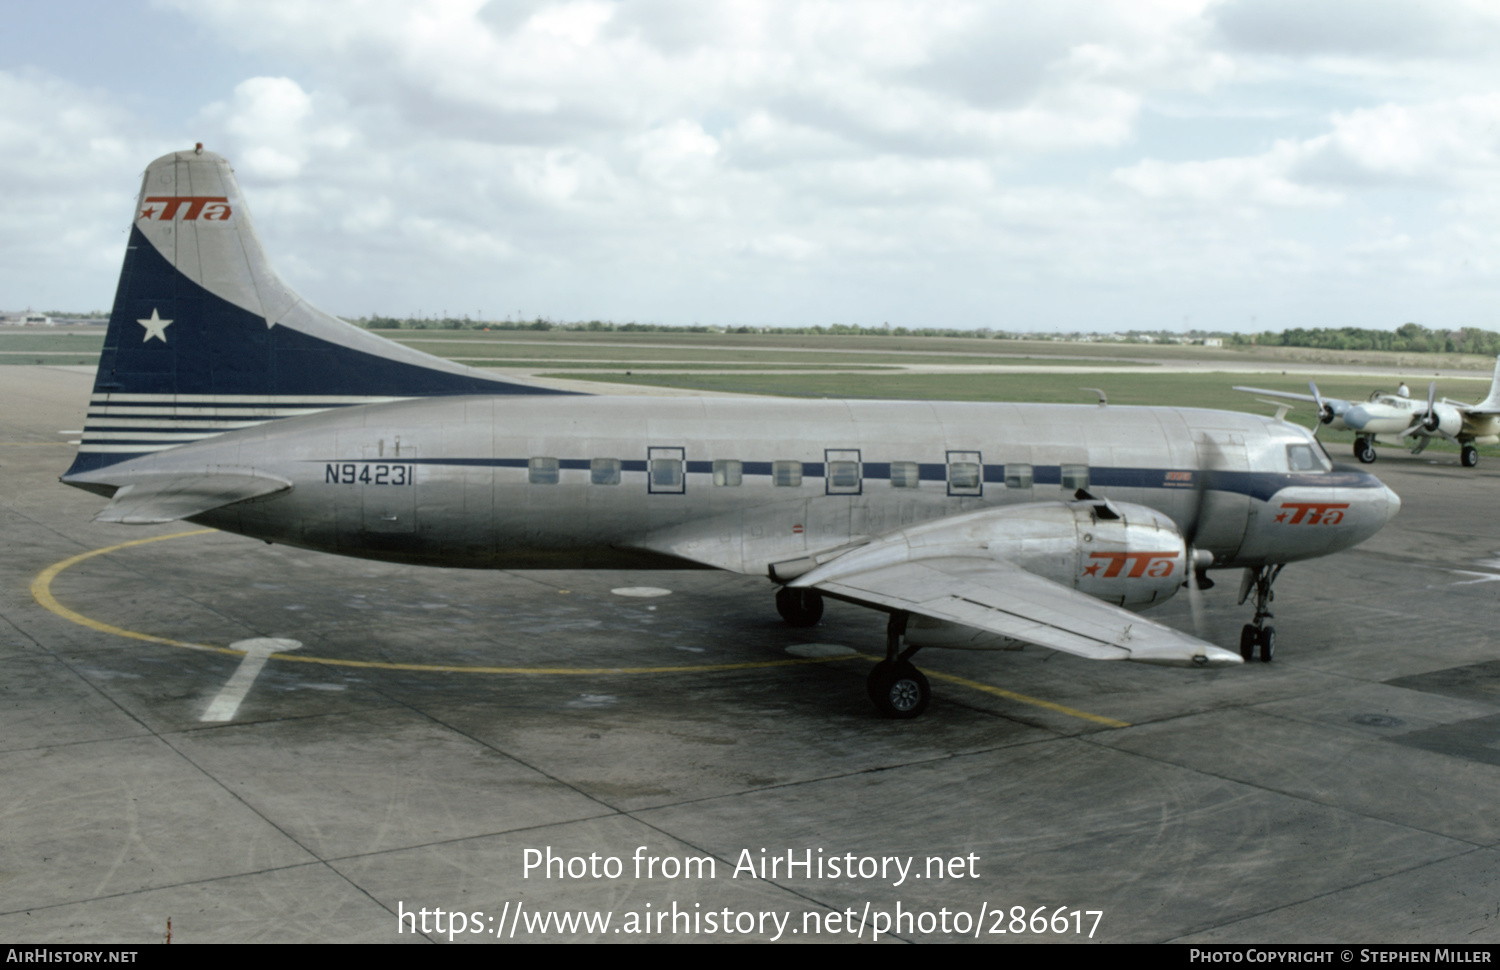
138 196 233 221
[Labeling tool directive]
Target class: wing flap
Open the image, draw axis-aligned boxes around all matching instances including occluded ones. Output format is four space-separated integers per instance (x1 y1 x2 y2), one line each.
810 557 1239 666
95 473 291 524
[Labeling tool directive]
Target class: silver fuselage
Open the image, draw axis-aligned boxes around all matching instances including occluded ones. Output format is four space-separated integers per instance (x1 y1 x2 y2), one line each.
77 395 1399 576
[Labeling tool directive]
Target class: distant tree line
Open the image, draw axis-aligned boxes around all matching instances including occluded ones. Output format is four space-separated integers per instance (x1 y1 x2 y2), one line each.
353 316 1009 338
348 316 1500 353
1229 323 1500 355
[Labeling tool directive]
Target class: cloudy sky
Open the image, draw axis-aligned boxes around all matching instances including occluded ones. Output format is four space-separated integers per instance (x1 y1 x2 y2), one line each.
4 0 1500 332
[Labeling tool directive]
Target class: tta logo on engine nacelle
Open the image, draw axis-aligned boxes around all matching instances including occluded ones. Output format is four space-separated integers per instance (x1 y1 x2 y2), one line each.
1082 551 1179 578
138 196 234 221
1275 502 1349 525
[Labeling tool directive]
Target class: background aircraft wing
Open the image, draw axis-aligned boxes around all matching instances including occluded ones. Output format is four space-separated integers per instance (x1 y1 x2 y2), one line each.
804 557 1240 666
1231 385 1320 403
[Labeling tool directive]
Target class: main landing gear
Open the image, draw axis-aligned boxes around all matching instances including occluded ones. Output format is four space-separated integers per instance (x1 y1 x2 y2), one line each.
867 612 930 719
1462 444 1480 468
1237 564 1283 663
1354 438 1376 464
775 587 824 627
774 588 929 717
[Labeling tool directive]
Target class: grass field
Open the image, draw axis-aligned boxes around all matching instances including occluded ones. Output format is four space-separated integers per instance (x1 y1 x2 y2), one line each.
543 369 1498 461
5 325 1493 459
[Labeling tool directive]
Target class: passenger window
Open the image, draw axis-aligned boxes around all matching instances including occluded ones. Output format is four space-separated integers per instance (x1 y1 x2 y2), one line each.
829 461 859 488
591 458 620 485
1060 463 1089 489
947 450 982 496
773 460 803 487
1005 464 1033 489
651 458 683 489
529 457 559 485
713 459 742 486
890 461 919 488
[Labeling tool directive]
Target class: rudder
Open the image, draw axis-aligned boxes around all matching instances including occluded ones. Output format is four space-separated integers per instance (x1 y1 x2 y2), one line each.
67 146 566 478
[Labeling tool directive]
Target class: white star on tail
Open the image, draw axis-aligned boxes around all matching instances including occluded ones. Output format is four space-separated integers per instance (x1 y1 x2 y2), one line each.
137 309 173 343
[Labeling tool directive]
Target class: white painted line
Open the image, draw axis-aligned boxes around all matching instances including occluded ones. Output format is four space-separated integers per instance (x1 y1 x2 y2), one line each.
201 637 302 722
611 586 672 597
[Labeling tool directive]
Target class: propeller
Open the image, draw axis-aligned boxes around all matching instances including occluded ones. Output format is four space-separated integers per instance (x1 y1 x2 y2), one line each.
1308 381 1336 434
1402 381 1444 439
1180 455 1216 640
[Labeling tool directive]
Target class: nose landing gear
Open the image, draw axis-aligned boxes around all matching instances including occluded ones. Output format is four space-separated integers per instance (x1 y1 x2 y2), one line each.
1237 565 1283 663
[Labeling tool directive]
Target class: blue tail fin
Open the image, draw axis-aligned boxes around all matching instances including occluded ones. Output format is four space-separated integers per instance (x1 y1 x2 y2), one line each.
66 146 566 478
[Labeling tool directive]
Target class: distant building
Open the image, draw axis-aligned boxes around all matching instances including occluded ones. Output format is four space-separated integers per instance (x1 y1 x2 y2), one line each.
1202 337 1223 347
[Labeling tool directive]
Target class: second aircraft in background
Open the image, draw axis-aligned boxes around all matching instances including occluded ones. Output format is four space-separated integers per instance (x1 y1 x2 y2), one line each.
1236 358 1500 467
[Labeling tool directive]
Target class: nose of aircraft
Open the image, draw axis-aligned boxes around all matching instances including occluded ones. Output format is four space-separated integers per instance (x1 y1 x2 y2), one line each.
1381 481 1401 524
1343 405 1373 430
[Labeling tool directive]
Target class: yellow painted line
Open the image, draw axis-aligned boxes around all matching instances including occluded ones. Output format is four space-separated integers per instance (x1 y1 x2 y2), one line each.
921 667 1131 728
30 529 245 658
30 531 859 673
32 530 1129 726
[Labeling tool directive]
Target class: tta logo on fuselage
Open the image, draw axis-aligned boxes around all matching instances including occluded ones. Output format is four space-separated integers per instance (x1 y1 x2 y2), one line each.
1083 552 1178 578
138 196 233 221
1275 502 1349 525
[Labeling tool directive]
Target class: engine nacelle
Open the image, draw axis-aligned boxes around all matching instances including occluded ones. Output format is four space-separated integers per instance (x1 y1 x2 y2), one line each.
785 497 1189 612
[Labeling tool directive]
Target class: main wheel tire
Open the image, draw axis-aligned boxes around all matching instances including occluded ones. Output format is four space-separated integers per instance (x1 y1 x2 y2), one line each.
775 587 824 627
1462 445 1479 468
1355 439 1376 464
1258 626 1276 663
866 660 892 704
871 661 929 719
1240 625 1257 662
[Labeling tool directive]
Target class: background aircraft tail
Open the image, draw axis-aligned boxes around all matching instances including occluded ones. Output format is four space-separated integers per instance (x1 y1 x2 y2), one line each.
1467 356 1500 414
66 146 565 478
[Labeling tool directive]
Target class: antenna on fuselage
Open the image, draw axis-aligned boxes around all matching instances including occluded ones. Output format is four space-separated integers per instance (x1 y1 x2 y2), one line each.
1080 387 1107 406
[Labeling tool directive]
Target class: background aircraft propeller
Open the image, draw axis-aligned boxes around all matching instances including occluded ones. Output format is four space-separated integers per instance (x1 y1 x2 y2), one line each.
1308 381 1336 433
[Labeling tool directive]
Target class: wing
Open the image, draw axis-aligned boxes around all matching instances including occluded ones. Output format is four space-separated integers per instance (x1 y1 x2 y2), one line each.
1231 385 1319 404
795 556 1240 666
94 472 291 524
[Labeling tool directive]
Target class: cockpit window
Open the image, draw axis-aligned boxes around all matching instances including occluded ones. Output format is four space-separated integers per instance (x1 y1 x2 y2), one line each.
1286 443 1329 472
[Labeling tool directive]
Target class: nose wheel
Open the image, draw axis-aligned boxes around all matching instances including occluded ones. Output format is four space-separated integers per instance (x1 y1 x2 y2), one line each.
867 612 930 718
1237 565 1283 663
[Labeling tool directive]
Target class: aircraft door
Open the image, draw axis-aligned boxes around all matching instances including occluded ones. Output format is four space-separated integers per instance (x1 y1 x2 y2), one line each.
1191 431 1250 563
810 449 858 545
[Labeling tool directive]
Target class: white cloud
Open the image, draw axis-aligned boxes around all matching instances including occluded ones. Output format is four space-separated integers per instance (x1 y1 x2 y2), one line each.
4 0 1500 330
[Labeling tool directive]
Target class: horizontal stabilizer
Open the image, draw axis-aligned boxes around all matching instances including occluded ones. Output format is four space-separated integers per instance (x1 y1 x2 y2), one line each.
94 472 291 524
802 556 1240 666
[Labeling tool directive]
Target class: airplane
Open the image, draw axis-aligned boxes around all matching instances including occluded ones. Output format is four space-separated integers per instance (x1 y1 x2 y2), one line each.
59 147 1402 718
1235 362 1500 467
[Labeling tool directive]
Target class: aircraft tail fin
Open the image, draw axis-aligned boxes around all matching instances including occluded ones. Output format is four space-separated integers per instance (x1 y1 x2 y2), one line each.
66 146 566 479
1467 356 1500 414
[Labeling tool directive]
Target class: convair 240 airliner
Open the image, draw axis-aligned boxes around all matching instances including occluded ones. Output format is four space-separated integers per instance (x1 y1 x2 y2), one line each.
62 147 1400 718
